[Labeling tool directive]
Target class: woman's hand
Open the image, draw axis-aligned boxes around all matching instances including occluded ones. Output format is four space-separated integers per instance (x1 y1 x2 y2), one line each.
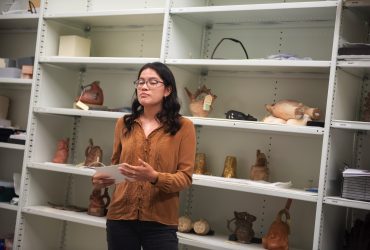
92 172 115 189
118 158 158 183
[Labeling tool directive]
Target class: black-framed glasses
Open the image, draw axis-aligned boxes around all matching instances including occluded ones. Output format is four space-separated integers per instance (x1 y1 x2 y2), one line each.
133 78 164 89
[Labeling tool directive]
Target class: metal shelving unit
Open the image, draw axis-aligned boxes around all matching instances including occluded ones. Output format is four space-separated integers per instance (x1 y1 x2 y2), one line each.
6 1 369 250
0 10 38 242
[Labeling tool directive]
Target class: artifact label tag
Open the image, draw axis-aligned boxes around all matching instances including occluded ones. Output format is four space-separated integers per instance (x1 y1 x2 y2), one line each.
76 100 89 110
203 95 213 111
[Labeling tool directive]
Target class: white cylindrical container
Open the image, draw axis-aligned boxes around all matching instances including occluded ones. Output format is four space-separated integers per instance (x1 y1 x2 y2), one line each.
0 95 10 119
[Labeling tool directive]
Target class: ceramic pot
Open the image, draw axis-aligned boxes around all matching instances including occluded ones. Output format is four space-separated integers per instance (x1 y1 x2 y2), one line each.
222 156 237 178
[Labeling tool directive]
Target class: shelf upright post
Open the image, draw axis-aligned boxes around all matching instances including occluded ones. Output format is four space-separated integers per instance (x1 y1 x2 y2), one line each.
313 1 343 249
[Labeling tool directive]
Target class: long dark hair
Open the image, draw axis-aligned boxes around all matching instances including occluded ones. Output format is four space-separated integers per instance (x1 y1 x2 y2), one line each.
123 62 181 135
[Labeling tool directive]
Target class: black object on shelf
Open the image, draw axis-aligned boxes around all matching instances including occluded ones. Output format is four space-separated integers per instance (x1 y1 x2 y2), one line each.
0 128 14 143
8 135 26 145
0 183 17 202
0 128 26 144
338 43 370 55
225 110 257 121
307 121 325 127
211 38 249 59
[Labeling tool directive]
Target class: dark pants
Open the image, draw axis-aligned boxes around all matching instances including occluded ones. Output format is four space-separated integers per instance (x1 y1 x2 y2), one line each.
106 219 179 250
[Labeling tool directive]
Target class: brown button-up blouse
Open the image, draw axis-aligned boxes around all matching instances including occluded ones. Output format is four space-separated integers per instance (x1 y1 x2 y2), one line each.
107 116 196 226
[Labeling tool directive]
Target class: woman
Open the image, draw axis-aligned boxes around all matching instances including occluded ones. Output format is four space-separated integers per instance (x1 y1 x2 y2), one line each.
92 62 196 250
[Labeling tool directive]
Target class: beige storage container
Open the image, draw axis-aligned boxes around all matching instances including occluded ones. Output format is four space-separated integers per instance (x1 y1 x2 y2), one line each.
58 35 91 57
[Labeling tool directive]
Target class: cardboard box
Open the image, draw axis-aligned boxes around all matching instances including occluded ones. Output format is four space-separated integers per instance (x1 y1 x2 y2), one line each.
21 65 34 79
58 35 91 57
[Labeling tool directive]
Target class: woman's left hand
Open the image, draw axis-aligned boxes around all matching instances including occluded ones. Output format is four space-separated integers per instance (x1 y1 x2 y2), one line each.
118 158 158 183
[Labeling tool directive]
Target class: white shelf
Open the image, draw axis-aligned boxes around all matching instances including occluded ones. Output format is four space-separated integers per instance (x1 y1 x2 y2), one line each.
38 56 160 70
26 163 318 203
337 60 370 76
7 1 353 249
337 60 370 68
178 232 264 250
344 0 370 7
190 117 324 136
170 2 337 25
0 202 18 212
33 107 125 119
0 78 32 86
331 120 370 131
166 59 331 75
28 162 95 176
0 13 39 29
178 232 303 250
44 9 165 27
324 196 370 211
343 0 370 15
22 206 106 228
23 204 294 250
192 174 318 203
0 142 25 150
33 107 324 136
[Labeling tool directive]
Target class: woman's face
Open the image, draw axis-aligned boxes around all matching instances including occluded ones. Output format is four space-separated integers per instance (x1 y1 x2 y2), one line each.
136 68 171 108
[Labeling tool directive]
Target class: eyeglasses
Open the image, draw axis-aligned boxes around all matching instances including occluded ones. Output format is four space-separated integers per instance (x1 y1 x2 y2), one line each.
133 78 164 89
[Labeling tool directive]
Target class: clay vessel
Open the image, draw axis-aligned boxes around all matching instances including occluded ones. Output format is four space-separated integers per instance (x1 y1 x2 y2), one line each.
262 209 290 250
52 138 69 164
250 149 269 181
77 81 104 105
227 211 256 244
84 138 103 167
87 187 110 217
185 85 216 117
193 219 210 235
194 153 207 174
178 215 193 233
222 156 237 178
265 100 305 120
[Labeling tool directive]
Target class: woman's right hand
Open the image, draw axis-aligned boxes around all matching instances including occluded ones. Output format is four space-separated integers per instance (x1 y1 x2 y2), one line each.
92 172 115 189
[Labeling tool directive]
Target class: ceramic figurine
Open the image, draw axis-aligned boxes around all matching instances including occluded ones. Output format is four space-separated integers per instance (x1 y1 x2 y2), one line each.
184 85 217 117
178 215 193 233
250 149 269 181
76 81 104 106
262 199 292 250
265 100 305 120
84 138 103 167
222 156 237 178
265 99 321 121
193 219 210 235
194 153 207 174
303 105 321 120
227 211 256 244
87 187 110 217
52 138 69 164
